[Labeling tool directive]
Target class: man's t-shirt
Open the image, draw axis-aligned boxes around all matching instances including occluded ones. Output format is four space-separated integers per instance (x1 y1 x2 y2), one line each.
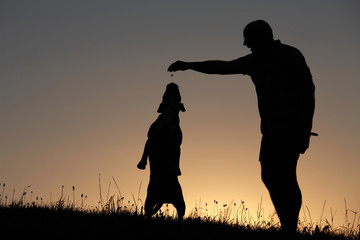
233 40 315 136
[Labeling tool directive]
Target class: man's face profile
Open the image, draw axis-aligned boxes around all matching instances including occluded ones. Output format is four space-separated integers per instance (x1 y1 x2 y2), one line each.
243 20 273 53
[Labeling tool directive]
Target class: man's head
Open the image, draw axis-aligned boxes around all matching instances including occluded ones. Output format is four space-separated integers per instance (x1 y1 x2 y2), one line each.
243 20 274 53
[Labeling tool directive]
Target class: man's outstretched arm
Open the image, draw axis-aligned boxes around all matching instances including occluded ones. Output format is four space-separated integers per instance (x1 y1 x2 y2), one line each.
167 59 247 75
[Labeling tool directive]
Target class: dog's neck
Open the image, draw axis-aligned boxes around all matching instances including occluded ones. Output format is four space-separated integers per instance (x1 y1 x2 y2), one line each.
161 102 181 125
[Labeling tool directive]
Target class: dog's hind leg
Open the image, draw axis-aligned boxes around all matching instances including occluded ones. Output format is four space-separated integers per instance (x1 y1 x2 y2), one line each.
152 203 163 215
173 199 185 221
145 199 163 217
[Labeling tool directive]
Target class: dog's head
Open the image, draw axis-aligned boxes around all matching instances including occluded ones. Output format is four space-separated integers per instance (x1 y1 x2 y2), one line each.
157 83 186 114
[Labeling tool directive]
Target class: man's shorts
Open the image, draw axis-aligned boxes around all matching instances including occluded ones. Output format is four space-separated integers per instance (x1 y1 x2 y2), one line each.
259 133 300 186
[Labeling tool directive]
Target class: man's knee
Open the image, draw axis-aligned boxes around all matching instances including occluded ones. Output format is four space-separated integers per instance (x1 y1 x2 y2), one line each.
261 162 276 189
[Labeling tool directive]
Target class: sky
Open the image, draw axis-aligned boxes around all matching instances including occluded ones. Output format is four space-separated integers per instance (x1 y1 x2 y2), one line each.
1 0 359 228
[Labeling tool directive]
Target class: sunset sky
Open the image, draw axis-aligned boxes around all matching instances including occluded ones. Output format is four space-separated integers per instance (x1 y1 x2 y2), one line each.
1 1 359 227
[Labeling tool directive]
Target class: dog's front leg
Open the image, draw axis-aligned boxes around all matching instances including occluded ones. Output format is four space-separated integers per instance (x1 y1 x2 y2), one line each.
137 140 150 169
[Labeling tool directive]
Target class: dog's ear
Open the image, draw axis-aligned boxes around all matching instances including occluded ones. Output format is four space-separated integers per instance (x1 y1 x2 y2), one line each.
179 103 186 112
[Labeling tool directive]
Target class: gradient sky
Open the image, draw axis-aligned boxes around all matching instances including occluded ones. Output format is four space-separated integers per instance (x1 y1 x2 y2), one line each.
1 0 359 227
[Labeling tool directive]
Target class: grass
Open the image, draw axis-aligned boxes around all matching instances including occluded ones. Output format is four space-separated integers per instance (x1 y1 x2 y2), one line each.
0 182 359 240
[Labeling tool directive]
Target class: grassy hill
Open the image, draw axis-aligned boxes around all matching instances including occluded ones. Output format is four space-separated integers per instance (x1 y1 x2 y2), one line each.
1 183 358 240
1 205 357 240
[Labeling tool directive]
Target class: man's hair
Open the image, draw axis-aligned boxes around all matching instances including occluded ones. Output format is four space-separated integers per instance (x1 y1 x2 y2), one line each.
243 20 273 41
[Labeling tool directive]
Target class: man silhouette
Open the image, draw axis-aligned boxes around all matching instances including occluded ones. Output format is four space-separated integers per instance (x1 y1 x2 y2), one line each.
168 20 315 238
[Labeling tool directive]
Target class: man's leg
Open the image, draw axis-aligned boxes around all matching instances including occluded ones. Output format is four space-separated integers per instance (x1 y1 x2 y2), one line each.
261 154 302 238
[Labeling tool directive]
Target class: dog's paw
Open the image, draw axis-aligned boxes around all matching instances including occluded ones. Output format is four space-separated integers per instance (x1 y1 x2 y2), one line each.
137 161 147 170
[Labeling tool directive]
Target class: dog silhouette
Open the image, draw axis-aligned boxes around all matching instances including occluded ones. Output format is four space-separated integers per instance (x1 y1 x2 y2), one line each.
137 83 186 219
